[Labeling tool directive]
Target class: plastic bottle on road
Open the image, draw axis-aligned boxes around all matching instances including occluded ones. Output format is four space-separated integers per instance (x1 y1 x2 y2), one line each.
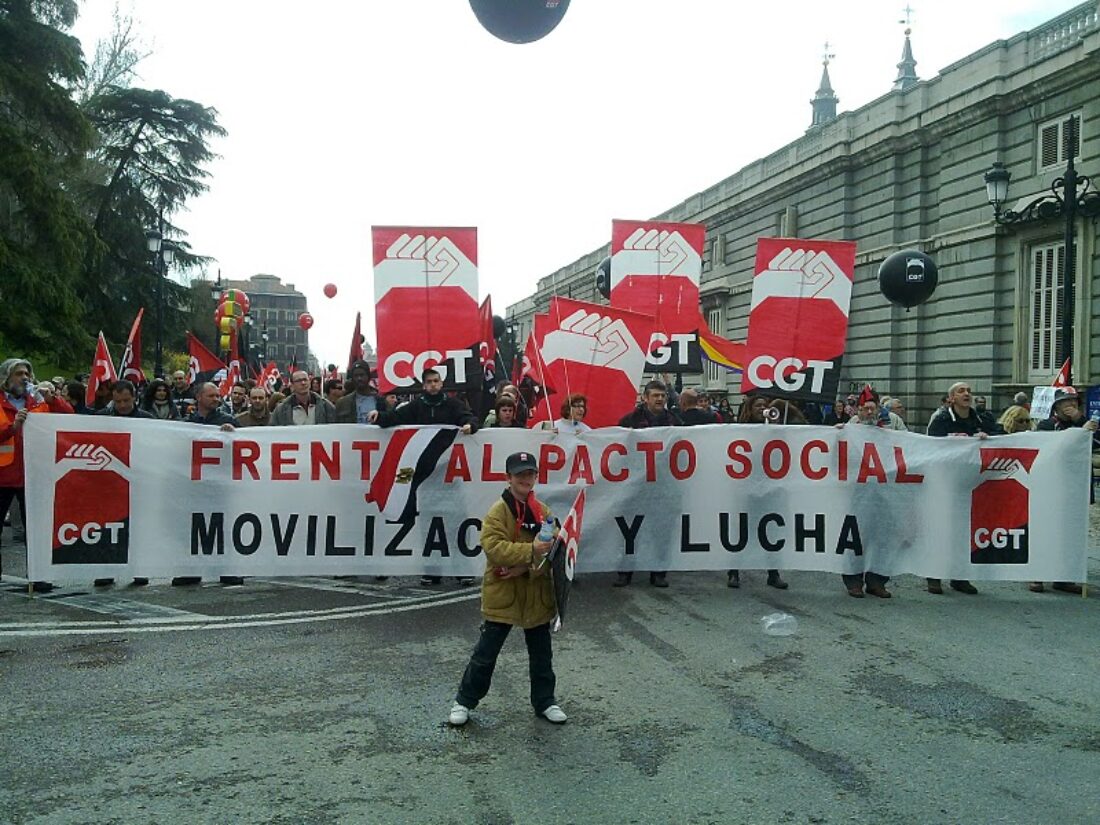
761 612 798 636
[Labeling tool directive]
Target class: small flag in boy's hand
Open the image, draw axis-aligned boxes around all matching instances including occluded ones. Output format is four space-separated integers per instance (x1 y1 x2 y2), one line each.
549 488 586 632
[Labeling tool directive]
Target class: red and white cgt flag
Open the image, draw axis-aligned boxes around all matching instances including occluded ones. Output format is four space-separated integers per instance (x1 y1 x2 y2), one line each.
117 308 146 385
740 237 857 403
534 297 655 429
611 219 706 373
86 332 118 406
257 362 281 392
549 487 586 631
365 427 459 522
372 226 481 393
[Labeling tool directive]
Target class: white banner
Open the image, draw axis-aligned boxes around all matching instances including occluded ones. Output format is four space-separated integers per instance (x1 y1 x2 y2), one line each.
24 417 1090 585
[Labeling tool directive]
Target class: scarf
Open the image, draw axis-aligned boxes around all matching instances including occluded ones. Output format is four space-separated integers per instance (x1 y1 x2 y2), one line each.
501 488 542 540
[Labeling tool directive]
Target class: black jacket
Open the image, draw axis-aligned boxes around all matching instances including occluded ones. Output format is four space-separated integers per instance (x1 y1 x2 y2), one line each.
97 405 154 419
927 405 1001 437
680 408 718 427
188 407 239 427
619 405 683 429
1037 415 1100 451
376 393 478 431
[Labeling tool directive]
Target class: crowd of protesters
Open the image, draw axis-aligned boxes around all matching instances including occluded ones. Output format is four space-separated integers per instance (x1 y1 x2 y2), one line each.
2 353 1097 597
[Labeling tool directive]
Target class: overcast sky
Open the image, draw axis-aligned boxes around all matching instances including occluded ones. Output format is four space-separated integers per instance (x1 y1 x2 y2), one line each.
72 0 1077 366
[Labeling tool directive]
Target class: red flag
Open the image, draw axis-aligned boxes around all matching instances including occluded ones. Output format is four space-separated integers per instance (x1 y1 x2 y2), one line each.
117 308 146 385
372 225 480 392
858 384 875 406
187 331 225 386
86 332 118 406
219 333 242 397
740 237 857 402
257 362 281 391
347 311 365 372
610 219 706 373
1052 359 1071 387
534 297 655 429
520 331 547 387
479 296 496 364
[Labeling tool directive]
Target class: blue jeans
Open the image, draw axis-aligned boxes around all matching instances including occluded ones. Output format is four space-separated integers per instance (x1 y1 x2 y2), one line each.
456 621 556 713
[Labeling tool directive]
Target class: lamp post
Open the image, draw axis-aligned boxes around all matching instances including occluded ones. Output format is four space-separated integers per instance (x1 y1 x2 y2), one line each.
144 229 176 378
983 115 1100 386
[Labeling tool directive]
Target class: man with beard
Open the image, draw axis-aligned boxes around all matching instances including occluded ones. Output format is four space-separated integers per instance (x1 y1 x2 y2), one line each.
0 359 73 591
236 386 272 427
335 360 382 424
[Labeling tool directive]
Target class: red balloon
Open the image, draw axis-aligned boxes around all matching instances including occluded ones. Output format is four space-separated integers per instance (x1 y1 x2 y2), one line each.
323 283 337 299
298 312 314 331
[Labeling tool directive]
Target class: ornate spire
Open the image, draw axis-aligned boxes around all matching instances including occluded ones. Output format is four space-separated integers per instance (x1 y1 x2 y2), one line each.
894 6 919 90
810 43 838 128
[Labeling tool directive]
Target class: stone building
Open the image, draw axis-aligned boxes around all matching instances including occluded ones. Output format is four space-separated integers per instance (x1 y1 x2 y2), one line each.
223 274 317 373
505 2 1100 421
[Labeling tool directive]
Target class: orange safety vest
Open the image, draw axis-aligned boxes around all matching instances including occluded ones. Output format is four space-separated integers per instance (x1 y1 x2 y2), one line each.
0 398 50 468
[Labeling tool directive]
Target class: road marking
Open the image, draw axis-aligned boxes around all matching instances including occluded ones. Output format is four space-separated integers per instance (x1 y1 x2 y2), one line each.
250 577 413 598
44 593 203 620
0 591 481 637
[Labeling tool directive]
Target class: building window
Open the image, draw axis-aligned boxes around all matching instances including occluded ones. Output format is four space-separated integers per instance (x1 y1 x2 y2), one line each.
1037 112 1081 172
705 307 723 387
1028 241 1064 381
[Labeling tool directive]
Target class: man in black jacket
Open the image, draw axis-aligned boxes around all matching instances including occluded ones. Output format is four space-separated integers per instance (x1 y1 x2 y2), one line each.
925 381 999 596
615 380 681 588
96 380 153 420
677 389 717 426
370 368 477 585
369 368 477 433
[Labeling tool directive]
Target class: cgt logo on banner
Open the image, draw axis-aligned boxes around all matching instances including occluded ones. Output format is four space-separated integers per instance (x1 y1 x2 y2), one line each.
741 239 856 402
52 431 131 564
610 220 706 372
970 447 1038 564
372 226 481 393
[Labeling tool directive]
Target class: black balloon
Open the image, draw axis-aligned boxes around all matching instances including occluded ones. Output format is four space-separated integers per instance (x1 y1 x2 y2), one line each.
595 256 611 300
327 363 337 373
878 250 938 309
469 0 570 44
492 315 507 340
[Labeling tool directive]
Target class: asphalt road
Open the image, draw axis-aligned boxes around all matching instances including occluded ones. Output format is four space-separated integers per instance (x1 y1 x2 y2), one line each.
2 529 1099 825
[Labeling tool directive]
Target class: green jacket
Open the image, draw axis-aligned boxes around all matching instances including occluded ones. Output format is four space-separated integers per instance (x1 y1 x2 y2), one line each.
480 498 556 629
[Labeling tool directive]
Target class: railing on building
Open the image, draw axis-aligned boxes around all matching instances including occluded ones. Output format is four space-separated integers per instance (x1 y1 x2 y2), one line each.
1027 1 1098 63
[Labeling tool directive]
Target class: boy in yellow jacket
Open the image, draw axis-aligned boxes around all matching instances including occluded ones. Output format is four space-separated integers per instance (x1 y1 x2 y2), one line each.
449 451 567 726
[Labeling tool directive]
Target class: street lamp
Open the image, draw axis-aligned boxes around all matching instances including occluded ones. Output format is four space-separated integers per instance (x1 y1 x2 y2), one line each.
983 115 1100 386
208 270 223 302
145 229 176 378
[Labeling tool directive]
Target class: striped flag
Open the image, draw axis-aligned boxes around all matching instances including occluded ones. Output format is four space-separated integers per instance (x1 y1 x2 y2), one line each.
365 427 459 522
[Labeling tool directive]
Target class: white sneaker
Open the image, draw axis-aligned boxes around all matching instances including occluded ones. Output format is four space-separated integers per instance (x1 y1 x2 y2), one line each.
448 702 470 726
541 705 567 724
